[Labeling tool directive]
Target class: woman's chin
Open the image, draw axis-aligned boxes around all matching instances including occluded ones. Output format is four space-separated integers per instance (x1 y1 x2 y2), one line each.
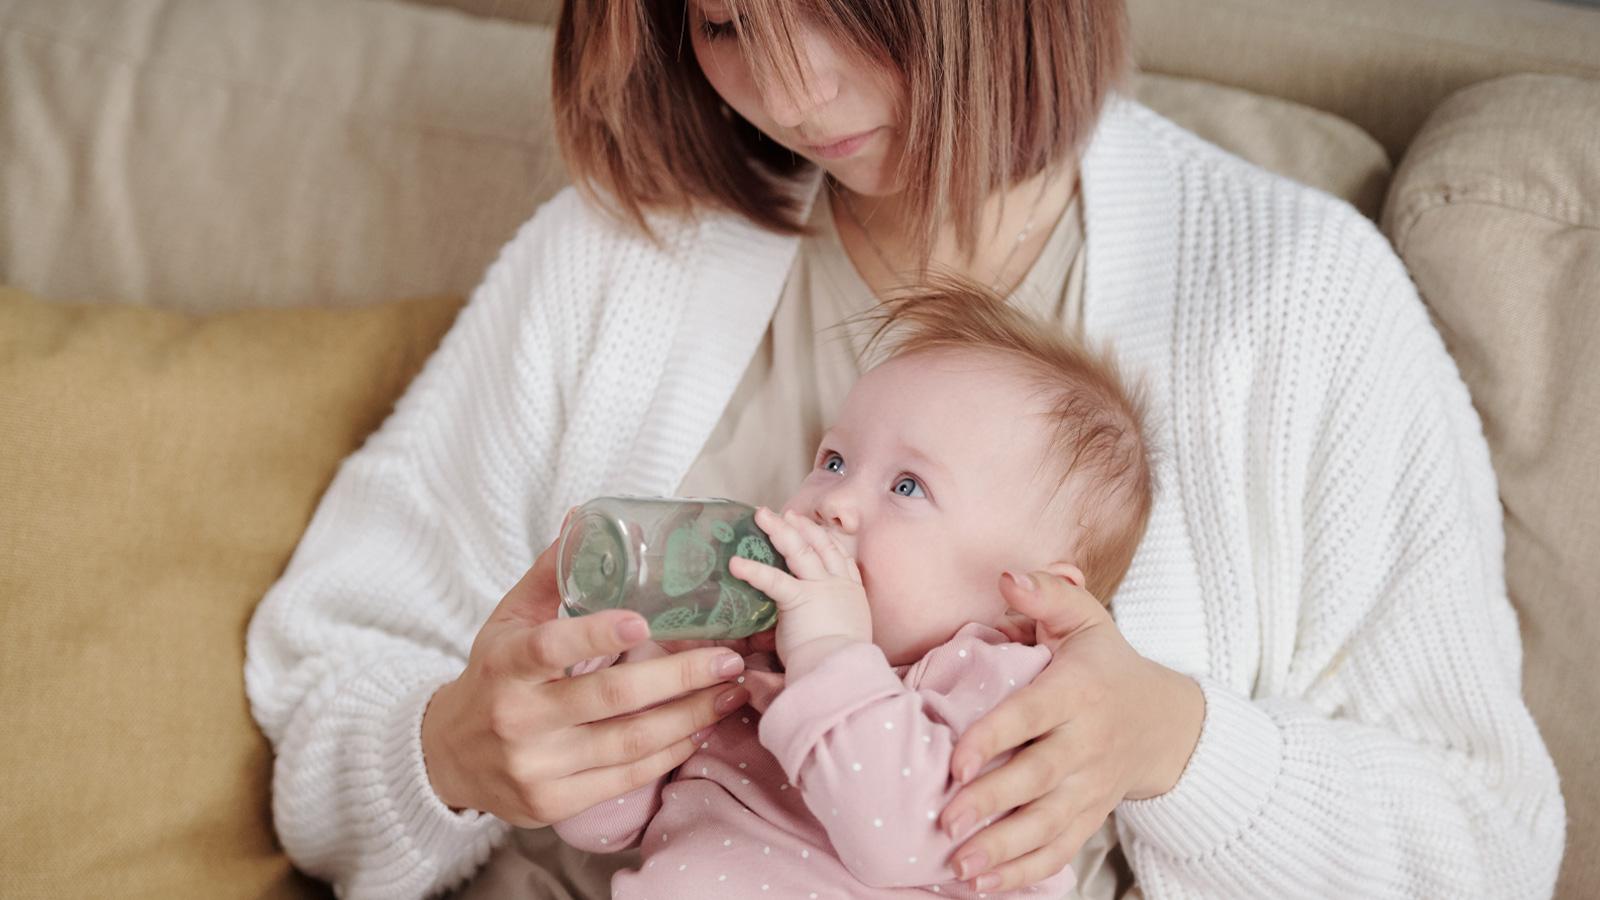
819 159 903 199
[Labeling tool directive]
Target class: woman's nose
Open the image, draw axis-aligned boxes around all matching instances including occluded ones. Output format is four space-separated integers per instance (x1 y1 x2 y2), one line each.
757 34 840 129
763 72 837 129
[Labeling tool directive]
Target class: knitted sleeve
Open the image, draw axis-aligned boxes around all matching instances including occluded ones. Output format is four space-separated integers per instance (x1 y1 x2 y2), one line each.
243 191 595 899
1114 214 1566 897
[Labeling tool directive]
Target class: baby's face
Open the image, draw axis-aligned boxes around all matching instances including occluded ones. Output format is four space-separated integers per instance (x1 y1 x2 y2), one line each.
781 349 1079 665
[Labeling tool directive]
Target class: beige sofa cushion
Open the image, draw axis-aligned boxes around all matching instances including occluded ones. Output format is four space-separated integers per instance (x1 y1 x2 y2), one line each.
1382 73 1600 900
408 0 558 25
0 286 466 899
413 0 1600 164
0 0 1393 316
1129 0 1600 160
0 0 564 312
1133 72 1390 219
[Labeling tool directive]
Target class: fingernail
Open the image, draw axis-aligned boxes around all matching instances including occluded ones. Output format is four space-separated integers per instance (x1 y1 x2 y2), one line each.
615 617 649 643
974 872 1001 891
691 726 713 742
1003 570 1036 592
946 810 976 840
956 850 988 880
714 687 748 714
715 653 745 678
953 755 977 783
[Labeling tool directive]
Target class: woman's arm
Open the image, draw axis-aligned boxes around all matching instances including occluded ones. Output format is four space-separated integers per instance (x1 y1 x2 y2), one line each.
243 193 745 899
759 632 1056 889
1106 241 1565 898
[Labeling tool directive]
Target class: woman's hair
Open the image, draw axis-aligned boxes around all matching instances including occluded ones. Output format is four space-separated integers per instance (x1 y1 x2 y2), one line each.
553 0 1129 263
859 278 1155 603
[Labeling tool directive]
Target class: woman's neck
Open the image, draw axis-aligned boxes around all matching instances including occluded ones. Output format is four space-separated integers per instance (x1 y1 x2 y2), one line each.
829 161 1079 297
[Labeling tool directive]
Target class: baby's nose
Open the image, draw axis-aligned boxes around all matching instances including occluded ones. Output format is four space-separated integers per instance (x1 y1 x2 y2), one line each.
812 511 859 558
817 497 858 534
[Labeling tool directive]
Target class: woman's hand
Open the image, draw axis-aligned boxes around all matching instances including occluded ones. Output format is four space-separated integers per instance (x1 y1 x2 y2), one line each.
727 506 871 677
419 531 751 828
940 570 1206 892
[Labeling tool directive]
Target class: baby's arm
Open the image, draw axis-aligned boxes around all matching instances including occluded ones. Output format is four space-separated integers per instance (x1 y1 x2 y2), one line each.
758 627 1054 889
549 645 673 853
550 778 665 853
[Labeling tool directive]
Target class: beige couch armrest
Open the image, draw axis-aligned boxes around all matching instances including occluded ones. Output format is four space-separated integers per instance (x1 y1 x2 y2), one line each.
1382 72 1600 900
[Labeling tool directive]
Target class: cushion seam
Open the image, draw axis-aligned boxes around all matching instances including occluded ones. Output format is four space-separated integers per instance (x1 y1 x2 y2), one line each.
1389 187 1599 255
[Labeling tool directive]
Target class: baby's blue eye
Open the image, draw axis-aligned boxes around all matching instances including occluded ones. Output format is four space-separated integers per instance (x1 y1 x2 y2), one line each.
892 476 925 498
822 452 845 474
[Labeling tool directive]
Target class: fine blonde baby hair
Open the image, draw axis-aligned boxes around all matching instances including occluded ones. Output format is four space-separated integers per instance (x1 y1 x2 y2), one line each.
860 276 1155 603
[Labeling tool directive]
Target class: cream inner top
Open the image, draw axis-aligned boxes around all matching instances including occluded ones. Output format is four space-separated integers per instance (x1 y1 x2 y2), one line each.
678 180 1085 505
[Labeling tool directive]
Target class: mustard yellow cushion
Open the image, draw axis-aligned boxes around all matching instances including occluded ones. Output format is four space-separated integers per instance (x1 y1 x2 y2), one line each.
0 286 467 899
1383 73 1600 900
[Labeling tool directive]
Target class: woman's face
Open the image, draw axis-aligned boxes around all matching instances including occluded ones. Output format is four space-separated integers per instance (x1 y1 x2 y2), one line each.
687 0 906 197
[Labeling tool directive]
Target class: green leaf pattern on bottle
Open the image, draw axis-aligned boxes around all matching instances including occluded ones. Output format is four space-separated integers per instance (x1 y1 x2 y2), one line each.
650 605 703 637
569 505 785 639
734 533 777 566
661 525 716 597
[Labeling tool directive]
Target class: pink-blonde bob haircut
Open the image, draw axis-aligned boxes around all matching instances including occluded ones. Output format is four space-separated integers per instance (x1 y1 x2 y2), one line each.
553 0 1129 263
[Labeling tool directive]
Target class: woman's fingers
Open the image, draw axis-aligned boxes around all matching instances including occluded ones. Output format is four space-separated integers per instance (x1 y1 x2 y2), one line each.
994 610 1036 644
969 791 1113 892
546 645 747 725
966 810 1091 893
529 733 703 826
947 759 1075 864
577 682 750 769
943 730 1074 837
998 569 1109 645
950 784 1079 885
488 609 652 683
950 679 1068 785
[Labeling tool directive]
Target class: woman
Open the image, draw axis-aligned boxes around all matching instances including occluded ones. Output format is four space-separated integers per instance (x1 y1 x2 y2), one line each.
244 0 1565 897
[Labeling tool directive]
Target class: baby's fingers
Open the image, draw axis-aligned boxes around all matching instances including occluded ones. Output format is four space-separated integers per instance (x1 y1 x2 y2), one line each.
782 510 856 580
729 555 803 607
754 507 827 579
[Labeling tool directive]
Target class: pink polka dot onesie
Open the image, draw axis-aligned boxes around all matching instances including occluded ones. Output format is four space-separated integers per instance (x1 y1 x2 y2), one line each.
553 623 1074 898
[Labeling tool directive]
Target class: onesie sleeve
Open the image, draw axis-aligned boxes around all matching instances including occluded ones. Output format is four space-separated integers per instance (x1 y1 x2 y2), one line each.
757 626 1059 889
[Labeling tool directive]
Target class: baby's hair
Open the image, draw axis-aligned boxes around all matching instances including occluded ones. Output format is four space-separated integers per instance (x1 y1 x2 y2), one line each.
858 276 1155 603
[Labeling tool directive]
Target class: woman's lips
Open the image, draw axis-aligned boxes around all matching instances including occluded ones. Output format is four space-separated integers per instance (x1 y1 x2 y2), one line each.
804 127 880 160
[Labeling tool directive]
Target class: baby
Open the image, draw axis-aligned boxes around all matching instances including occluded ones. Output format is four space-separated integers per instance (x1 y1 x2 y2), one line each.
553 282 1154 898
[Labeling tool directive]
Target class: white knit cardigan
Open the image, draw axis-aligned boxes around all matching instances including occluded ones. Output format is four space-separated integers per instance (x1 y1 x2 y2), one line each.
244 100 1565 899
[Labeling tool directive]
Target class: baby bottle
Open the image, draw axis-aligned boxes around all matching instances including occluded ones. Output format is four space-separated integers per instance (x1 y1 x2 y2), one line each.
556 496 786 640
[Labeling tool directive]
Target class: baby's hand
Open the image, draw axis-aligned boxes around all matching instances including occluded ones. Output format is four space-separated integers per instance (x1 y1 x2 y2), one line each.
728 507 872 674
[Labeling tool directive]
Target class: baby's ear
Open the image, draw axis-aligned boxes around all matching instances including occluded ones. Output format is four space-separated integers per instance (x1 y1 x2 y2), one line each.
1041 561 1086 589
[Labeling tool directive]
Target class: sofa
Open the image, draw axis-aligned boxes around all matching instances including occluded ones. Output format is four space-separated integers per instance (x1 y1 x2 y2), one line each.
2 0 1596 897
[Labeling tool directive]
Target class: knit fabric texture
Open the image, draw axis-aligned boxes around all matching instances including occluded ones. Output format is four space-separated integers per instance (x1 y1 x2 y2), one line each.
243 99 1565 899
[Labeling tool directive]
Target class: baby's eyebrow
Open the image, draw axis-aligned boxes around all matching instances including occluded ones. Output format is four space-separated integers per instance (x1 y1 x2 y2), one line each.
897 442 950 481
